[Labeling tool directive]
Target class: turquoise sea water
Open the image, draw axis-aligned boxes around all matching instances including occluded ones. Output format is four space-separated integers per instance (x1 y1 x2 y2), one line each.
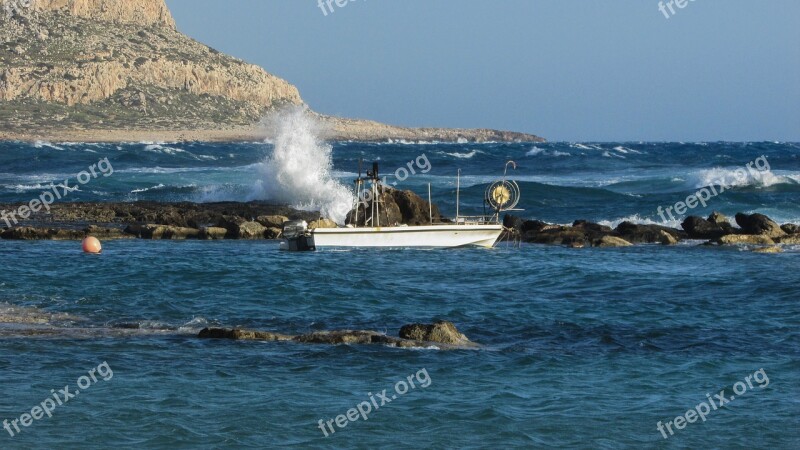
1 141 799 448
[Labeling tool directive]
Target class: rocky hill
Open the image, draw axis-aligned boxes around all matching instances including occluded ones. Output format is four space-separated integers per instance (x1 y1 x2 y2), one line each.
0 0 544 142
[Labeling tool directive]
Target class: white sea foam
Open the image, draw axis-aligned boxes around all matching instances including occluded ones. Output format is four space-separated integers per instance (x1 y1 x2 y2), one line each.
33 141 65 151
596 214 683 230
445 150 478 159
130 184 166 194
527 147 571 157
250 108 354 224
689 168 799 189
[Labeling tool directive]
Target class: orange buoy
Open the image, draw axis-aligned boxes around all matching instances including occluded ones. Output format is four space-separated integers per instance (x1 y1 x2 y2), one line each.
82 236 102 254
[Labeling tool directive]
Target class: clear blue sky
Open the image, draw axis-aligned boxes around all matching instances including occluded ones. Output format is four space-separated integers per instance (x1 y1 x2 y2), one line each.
165 0 799 142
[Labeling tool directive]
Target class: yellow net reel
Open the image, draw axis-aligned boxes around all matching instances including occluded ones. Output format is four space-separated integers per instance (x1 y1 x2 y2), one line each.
485 159 521 213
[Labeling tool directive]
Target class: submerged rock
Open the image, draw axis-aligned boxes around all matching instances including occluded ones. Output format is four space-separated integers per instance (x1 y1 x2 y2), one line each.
199 321 476 349
593 236 634 248
398 321 471 346
753 246 783 254
198 328 292 341
717 235 775 246
735 213 786 238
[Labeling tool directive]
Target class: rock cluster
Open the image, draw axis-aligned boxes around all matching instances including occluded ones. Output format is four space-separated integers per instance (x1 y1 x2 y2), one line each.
199 321 476 349
0 201 318 240
346 188 443 227
506 211 799 252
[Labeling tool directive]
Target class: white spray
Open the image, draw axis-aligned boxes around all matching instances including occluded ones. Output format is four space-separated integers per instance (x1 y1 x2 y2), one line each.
251 108 354 224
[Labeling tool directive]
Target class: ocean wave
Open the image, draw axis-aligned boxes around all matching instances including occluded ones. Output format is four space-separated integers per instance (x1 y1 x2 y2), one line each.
445 150 479 159
690 168 800 189
2 183 51 192
596 214 682 230
143 144 192 156
527 147 571 157
602 151 626 159
130 184 167 194
33 141 65 151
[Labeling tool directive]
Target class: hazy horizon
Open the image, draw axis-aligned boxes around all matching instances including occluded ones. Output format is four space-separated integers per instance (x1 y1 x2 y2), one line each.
166 0 799 142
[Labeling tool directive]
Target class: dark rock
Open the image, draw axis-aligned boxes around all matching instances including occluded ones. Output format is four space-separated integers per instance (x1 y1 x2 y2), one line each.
681 216 731 239
390 189 442 225
707 211 730 226
347 188 441 226
523 225 587 246
294 330 386 345
503 214 524 231
1 227 83 240
198 328 292 341
781 224 800 235
123 224 200 239
521 220 549 234
735 213 786 237
398 321 471 345
616 221 684 244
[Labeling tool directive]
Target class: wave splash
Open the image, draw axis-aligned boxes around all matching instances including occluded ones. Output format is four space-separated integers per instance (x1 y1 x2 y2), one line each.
251 108 354 224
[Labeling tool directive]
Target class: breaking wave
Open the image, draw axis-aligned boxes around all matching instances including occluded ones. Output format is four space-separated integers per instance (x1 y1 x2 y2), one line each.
250 108 354 224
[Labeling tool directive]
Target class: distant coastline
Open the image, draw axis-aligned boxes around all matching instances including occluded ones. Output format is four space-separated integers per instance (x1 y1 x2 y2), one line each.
0 121 545 144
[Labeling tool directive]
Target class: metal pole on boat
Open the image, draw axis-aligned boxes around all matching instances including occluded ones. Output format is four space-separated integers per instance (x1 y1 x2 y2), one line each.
456 169 461 223
428 183 433 225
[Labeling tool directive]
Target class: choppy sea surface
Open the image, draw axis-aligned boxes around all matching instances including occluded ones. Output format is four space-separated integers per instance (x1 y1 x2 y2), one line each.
1 140 799 449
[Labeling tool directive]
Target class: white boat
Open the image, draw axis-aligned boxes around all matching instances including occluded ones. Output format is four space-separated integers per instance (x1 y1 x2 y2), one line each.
282 161 521 251
312 224 504 249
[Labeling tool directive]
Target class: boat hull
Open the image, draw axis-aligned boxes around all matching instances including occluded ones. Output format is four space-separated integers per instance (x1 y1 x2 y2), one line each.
311 225 504 249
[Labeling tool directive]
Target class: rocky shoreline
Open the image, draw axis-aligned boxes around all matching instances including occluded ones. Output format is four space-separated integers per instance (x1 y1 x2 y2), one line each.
505 211 800 253
1 197 797 253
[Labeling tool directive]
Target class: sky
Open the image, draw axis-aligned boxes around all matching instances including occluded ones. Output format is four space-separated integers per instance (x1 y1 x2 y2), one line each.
165 0 800 142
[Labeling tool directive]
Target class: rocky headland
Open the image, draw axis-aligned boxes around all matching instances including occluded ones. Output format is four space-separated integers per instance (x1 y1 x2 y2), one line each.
0 0 544 143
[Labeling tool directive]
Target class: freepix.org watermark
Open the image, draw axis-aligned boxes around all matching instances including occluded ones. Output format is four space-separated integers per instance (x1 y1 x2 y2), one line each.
656 155 770 224
317 368 432 437
3 362 114 438
0 157 114 228
317 0 365 17
355 153 432 207
2 0 33 18
658 0 698 19
657 368 769 440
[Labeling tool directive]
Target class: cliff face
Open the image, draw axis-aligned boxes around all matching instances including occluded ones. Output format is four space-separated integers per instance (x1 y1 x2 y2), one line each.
0 0 544 142
0 0 303 130
32 0 177 29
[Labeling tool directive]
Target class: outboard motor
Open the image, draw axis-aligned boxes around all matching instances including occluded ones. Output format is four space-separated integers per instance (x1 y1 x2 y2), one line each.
281 220 316 251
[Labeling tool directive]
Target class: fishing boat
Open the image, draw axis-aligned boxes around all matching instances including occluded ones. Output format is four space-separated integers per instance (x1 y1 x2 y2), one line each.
281 161 521 250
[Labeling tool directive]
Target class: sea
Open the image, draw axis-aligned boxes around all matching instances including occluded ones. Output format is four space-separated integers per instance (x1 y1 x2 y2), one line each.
0 136 799 448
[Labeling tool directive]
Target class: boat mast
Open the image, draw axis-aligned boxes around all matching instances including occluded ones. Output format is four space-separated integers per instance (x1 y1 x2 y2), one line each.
456 169 461 223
